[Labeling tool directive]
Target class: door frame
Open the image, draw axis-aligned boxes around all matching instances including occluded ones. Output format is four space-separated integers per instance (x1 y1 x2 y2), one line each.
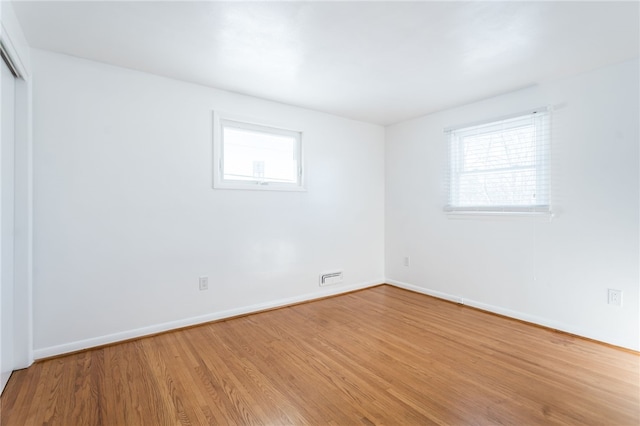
0 3 33 394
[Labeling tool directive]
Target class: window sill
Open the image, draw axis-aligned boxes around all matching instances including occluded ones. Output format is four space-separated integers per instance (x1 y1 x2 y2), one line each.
213 182 307 192
444 208 554 221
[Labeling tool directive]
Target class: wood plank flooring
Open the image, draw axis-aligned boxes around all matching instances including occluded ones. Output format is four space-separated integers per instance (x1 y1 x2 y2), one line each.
1 285 638 425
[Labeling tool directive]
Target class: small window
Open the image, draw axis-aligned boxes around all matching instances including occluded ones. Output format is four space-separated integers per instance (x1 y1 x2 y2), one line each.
446 109 550 214
213 114 304 191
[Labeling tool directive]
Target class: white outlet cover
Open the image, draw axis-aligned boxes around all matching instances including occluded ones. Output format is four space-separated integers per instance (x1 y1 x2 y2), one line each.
607 289 622 306
199 276 209 291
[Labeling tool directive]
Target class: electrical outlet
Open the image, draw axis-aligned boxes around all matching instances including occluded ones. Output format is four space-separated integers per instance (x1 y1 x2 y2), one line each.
608 289 622 306
199 276 209 291
403 256 410 267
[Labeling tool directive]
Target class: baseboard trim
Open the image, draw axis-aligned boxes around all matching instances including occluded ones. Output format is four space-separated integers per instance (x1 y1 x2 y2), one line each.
386 279 639 353
33 278 385 360
386 279 464 304
32 277 639 359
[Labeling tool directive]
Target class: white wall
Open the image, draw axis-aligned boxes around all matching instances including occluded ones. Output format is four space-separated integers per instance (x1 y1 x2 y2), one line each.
31 50 385 358
29 49 639 356
386 59 639 351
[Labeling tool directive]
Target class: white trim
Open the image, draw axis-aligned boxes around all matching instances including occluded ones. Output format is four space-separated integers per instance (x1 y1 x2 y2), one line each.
386 279 464 304
33 278 385 360
0 3 31 78
11 76 33 369
30 277 639 359
386 279 638 352
0 371 10 394
0 6 34 394
445 210 555 222
444 206 551 214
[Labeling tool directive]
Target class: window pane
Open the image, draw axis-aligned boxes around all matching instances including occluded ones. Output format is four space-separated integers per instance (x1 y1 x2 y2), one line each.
223 127 298 183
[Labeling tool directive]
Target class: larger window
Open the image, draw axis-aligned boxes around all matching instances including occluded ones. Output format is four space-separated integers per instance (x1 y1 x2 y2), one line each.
213 114 304 191
446 109 550 213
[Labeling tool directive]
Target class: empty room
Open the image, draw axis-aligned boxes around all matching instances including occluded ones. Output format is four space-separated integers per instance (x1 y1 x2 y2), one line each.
0 1 638 424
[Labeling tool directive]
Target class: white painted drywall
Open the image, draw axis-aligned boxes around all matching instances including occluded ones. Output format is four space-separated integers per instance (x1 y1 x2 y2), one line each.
28 49 639 356
386 59 640 351
31 50 385 357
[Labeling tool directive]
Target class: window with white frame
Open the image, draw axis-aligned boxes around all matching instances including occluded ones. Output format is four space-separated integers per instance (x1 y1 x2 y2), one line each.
446 109 550 213
213 114 304 191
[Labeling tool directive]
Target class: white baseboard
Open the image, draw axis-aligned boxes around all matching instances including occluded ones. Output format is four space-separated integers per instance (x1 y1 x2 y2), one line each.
33 278 385 360
386 279 464 304
31 277 638 358
0 371 11 395
385 279 637 351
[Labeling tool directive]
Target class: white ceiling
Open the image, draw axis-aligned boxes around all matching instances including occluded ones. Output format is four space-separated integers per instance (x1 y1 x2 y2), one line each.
11 1 640 126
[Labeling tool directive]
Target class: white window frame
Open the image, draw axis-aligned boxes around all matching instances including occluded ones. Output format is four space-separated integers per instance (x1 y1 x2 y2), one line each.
213 112 305 191
445 108 551 215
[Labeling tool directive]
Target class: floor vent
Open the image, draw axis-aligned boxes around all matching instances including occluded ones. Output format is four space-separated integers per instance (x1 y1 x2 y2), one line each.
319 271 343 287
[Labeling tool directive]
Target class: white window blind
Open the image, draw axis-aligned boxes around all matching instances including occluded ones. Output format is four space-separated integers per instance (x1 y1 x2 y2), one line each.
445 109 550 214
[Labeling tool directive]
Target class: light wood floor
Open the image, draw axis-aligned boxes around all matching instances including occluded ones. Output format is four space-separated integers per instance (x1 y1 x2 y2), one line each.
1 285 638 425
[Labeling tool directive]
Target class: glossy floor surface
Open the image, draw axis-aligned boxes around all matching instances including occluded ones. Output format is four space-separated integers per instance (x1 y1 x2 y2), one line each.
1 285 638 425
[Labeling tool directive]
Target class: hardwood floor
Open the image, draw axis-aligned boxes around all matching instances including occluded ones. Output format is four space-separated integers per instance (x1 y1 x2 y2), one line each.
1 285 638 425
